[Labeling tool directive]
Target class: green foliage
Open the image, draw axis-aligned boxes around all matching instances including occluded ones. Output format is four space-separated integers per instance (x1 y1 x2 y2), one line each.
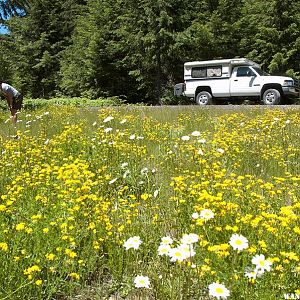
60 0 133 99
23 97 125 109
0 97 125 112
5 0 85 97
0 37 12 81
0 0 28 20
238 0 300 74
1 0 300 102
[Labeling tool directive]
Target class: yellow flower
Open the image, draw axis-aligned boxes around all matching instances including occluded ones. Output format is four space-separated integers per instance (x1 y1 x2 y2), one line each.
65 249 77 258
258 240 267 250
78 260 85 266
26 228 33 234
280 252 299 261
0 242 8 251
23 265 41 278
31 214 43 222
69 272 80 280
16 223 26 231
35 280 43 286
293 227 300 235
200 240 209 247
45 253 55 261
247 246 257 254
201 265 211 272
141 193 151 201
118 225 125 232
275 265 284 272
88 222 96 230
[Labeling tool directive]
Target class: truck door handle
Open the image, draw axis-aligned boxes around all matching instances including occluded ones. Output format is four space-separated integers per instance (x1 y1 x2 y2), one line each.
234 79 238 81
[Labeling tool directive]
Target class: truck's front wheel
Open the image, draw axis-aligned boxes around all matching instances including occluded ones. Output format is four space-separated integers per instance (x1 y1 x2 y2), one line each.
262 89 281 105
196 91 213 105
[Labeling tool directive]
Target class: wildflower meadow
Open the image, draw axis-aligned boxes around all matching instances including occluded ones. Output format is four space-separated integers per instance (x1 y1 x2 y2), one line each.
0 105 299 299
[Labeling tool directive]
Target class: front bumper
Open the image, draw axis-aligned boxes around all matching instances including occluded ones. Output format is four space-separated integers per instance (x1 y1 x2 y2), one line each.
282 86 299 98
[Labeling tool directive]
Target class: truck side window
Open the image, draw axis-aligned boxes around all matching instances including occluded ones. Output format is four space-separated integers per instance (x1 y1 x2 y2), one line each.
192 66 222 78
207 67 222 77
237 67 253 77
192 68 207 78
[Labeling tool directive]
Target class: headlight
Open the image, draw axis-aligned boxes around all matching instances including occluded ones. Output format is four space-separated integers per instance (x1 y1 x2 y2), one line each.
283 80 294 86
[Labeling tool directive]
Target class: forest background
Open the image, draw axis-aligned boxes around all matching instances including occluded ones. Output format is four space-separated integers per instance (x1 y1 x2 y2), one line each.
0 0 300 104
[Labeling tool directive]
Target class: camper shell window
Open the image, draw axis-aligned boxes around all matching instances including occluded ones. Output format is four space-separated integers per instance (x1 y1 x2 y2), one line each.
191 66 222 78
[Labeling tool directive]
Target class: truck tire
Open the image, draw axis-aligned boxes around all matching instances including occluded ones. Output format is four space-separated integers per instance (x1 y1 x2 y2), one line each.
262 89 281 105
196 91 213 105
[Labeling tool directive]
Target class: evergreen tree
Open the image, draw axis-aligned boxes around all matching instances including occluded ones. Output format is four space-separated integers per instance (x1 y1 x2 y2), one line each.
60 0 135 99
238 0 300 77
5 0 85 97
121 0 177 103
0 35 13 81
0 0 28 20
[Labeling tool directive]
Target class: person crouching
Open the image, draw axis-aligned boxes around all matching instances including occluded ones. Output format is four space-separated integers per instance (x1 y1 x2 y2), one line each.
0 80 23 126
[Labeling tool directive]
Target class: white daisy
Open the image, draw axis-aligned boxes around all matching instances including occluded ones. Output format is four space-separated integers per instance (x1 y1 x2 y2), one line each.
168 246 188 262
180 233 199 245
181 135 190 141
157 244 171 256
103 116 114 123
161 236 173 245
244 267 264 279
123 236 142 250
200 209 215 221
198 149 204 155
108 178 118 185
251 254 272 272
192 212 199 219
191 131 201 137
134 275 150 288
104 127 113 133
178 243 196 258
121 162 129 169
141 167 149 175
208 282 230 299
229 233 249 251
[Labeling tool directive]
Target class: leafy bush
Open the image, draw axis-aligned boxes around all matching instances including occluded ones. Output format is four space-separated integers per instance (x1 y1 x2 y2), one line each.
23 97 126 109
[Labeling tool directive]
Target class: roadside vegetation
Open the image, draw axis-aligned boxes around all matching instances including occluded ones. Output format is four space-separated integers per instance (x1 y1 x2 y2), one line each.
0 105 299 299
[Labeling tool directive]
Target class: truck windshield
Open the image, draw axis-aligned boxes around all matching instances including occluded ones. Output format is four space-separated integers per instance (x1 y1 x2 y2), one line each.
253 67 269 76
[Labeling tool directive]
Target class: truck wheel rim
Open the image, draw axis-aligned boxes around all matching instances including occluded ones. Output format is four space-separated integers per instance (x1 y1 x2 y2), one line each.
199 95 208 104
265 92 275 103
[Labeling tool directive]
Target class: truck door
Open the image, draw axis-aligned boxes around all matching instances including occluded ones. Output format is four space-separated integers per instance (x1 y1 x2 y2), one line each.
230 67 261 96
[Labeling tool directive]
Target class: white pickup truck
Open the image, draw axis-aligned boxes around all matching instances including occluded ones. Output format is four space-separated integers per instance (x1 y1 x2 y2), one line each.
174 58 299 105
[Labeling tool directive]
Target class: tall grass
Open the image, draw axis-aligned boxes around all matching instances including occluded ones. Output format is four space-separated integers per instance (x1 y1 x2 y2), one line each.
0 106 299 299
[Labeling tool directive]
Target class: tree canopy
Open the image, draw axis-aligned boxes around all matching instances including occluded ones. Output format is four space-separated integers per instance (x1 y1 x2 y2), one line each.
0 0 28 20
1 0 300 102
